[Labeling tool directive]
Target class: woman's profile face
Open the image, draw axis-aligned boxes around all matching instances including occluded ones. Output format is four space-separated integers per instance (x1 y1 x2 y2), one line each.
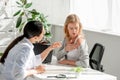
37 28 45 42
67 22 79 38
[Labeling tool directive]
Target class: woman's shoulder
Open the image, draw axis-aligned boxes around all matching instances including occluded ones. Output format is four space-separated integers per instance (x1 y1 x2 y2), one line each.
14 42 31 50
10 41 31 56
17 38 33 50
10 43 31 59
75 35 85 44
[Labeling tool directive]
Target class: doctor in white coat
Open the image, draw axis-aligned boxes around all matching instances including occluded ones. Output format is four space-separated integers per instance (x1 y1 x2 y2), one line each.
0 21 61 80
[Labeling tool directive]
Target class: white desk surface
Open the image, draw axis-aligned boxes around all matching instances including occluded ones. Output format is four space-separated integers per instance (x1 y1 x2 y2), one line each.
26 56 117 80
0 56 117 80
26 63 117 80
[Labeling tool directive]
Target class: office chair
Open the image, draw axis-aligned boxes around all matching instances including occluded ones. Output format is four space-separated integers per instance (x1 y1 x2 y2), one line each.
33 43 53 64
89 43 105 72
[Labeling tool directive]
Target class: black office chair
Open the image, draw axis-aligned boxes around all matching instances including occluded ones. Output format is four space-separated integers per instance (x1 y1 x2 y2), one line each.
89 43 105 72
33 43 53 64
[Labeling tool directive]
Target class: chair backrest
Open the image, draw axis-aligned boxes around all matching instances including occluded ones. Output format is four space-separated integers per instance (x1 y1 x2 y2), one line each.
89 43 105 71
33 43 53 64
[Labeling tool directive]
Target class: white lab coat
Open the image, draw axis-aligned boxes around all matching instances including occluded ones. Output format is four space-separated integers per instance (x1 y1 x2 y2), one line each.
1 37 42 80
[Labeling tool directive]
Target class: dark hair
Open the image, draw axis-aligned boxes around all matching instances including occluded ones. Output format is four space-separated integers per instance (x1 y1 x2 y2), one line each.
0 21 43 64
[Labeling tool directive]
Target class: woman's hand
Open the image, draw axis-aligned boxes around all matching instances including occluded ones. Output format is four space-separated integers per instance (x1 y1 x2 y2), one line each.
58 59 76 66
58 59 69 65
40 42 61 61
35 65 45 74
65 37 84 52
50 42 62 50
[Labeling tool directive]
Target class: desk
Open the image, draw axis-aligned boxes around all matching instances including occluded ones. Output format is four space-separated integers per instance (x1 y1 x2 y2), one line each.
26 64 117 80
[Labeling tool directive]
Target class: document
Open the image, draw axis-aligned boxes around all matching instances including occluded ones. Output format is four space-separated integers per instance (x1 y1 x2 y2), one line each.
33 64 78 79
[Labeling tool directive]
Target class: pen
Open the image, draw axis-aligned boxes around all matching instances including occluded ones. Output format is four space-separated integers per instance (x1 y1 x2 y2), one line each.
47 74 66 78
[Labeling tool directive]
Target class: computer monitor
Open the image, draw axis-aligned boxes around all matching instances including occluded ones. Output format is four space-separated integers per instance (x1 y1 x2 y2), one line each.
33 43 53 64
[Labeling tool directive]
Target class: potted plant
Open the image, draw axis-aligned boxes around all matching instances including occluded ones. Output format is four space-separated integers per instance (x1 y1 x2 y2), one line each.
13 0 53 63
13 0 52 43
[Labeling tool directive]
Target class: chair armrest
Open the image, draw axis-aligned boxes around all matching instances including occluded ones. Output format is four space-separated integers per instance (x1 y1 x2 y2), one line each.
89 59 104 72
99 64 104 72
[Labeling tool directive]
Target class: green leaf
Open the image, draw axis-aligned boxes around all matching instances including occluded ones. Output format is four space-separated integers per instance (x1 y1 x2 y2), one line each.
20 0 24 3
27 18 34 21
72 67 83 73
29 9 39 15
24 0 27 4
13 10 21 16
31 9 37 12
0 52 3 56
43 22 49 29
19 22 25 32
16 1 22 5
20 0 27 5
20 12 24 16
39 14 47 22
31 14 36 19
47 24 51 27
45 32 52 38
16 16 22 28
25 3 32 8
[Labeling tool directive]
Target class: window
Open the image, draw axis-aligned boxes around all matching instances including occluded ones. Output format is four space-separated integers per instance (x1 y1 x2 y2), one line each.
70 0 120 34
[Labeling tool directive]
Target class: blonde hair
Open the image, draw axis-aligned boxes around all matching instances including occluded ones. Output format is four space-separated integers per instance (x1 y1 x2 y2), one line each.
64 14 83 40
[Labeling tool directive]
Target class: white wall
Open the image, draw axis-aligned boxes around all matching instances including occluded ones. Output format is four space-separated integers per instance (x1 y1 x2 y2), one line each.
32 0 70 25
52 25 120 80
84 30 120 79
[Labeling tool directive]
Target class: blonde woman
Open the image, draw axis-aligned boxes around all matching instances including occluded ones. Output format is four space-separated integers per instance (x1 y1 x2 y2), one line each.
55 14 89 68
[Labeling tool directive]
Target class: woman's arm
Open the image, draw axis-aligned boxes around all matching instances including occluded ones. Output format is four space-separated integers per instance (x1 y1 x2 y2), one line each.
55 39 68 60
75 40 89 68
26 65 45 77
40 42 61 62
58 59 76 66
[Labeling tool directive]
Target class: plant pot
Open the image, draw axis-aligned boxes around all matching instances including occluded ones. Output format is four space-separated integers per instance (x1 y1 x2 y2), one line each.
33 43 53 64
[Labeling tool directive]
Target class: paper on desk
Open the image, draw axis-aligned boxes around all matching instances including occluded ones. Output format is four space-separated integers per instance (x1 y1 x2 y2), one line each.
44 64 72 72
33 65 78 79
33 72 77 79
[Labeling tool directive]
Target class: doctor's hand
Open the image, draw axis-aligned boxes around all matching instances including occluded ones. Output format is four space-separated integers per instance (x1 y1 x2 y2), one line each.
50 42 62 50
35 65 45 74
